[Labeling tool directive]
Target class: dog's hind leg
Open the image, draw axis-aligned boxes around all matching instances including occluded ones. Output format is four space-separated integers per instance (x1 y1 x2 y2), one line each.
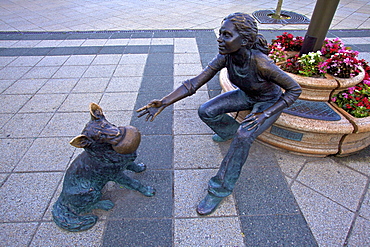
126 162 146 173
115 171 156 197
52 200 98 232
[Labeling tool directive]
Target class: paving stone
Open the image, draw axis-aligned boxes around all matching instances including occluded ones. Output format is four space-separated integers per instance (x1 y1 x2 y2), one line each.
359 186 370 220
8 56 43 66
234 165 300 216
0 174 7 185
240 214 318 246
0 66 32 80
128 38 152 46
99 92 138 111
275 151 308 179
114 64 146 77
119 54 148 65
136 135 173 170
296 158 368 211
0 222 38 246
0 138 34 172
15 137 74 172
174 135 223 169
107 170 173 219
99 110 133 127
35 56 69 66
38 78 79 94
31 221 105 247
1 112 53 138
0 79 15 93
105 39 130 46
149 44 173 53
58 93 102 112
174 52 201 64
72 77 110 93
103 219 172 247
22 66 60 79
347 216 370 246
174 38 199 53
19 93 67 113
63 55 96 66
91 54 122 65
83 64 116 78
124 45 150 54
40 112 88 137
0 94 31 113
0 172 63 221
4 78 46 94
140 76 174 92
174 63 203 76
333 145 370 176
291 181 354 246
106 76 142 92
52 65 88 78
173 109 213 135
174 217 244 246
151 38 174 46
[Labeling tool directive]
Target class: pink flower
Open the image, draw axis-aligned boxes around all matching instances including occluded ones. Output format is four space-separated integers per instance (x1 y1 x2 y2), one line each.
348 87 356 94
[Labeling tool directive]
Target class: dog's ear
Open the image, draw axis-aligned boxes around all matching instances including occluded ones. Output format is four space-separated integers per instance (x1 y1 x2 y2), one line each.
70 135 93 148
89 102 105 120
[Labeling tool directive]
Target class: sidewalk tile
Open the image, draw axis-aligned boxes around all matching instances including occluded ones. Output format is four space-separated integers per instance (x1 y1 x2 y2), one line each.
296 159 367 211
0 172 62 221
174 217 244 246
291 181 354 246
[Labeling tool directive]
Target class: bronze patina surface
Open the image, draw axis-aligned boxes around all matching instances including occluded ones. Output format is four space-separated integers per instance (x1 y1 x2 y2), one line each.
137 13 301 216
52 103 155 232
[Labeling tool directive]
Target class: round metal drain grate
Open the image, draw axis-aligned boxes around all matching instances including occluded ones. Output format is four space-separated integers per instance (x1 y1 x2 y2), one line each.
252 10 310 24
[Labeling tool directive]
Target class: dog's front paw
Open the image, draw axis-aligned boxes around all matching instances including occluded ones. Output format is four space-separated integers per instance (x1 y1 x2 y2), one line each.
127 162 147 173
134 163 147 173
142 186 156 197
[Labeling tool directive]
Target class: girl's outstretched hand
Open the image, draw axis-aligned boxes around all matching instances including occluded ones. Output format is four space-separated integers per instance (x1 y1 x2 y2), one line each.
136 100 166 122
241 112 268 131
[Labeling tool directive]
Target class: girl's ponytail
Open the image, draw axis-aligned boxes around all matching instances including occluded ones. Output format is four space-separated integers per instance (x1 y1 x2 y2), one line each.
252 33 269 55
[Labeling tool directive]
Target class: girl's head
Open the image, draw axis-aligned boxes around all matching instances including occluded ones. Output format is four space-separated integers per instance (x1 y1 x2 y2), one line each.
222 13 268 55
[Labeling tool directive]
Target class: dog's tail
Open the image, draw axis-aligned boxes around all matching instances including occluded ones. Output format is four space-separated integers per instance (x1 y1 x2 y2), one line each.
52 201 98 232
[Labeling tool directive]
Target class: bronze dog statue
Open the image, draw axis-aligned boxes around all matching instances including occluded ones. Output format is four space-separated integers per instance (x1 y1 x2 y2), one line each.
52 103 155 232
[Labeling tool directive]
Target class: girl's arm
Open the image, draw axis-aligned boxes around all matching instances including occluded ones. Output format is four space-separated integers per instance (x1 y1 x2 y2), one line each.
242 53 301 130
137 66 219 121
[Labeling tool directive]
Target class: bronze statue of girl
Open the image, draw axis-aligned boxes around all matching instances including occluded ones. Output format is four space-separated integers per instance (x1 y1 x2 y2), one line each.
137 12 301 215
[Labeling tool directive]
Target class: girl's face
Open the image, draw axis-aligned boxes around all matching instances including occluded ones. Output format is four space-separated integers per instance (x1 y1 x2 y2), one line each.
217 20 244 55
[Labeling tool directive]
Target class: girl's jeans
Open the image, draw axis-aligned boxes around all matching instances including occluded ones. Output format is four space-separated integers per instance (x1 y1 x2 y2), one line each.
198 89 282 198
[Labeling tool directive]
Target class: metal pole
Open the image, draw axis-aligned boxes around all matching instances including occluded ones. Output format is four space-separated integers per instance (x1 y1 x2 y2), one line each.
275 0 283 17
300 0 340 55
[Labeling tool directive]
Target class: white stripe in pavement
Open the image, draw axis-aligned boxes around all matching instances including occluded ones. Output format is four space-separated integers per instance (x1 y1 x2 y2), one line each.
0 38 175 49
340 37 370 44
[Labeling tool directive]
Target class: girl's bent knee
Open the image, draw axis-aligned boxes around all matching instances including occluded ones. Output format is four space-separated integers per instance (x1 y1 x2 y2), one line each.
198 104 210 119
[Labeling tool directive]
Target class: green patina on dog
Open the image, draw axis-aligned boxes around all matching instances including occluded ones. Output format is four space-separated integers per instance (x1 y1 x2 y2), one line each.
52 103 155 232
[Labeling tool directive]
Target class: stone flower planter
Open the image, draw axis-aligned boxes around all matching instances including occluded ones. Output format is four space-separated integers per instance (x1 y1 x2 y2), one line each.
330 102 370 156
285 67 365 101
219 68 370 157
